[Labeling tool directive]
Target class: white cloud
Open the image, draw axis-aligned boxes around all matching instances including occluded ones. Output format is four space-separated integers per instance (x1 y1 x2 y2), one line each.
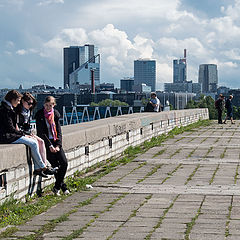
40 28 88 58
222 49 240 61
133 35 154 59
37 0 64 6
16 49 27 55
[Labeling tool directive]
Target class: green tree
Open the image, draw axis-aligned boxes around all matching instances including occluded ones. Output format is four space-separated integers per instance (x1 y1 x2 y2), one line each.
185 95 217 120
185 100 197 109
90 99 128 107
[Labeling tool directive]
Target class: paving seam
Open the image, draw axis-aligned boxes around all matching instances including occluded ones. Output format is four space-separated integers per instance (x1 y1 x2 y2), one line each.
185 195 206 240
144 194 179 239
225 195 233 239
106 194 153 240
59 192 129 240
10 192 101 239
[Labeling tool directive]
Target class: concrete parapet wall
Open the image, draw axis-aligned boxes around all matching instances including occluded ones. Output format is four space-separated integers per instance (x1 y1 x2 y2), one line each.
0 108 209 202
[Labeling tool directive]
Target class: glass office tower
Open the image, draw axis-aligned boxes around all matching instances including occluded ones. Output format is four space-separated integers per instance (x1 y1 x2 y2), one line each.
134 59 156 92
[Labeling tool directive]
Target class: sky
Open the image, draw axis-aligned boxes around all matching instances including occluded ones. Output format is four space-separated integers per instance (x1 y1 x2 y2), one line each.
0 0 240 90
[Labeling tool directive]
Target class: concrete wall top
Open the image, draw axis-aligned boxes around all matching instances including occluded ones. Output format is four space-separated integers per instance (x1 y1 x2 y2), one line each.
0 108 208 172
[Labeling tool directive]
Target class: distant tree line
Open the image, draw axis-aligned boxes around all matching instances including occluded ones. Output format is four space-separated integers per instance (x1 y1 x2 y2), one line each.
185 95 240 120
90 99 129 107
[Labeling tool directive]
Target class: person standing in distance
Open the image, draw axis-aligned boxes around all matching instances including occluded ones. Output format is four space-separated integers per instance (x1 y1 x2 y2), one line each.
35 96 69 196
215 94 225 124
223 95 235 124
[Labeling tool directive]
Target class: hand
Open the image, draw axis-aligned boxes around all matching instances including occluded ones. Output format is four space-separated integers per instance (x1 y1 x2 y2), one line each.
55 146 60 152
49 145 57 153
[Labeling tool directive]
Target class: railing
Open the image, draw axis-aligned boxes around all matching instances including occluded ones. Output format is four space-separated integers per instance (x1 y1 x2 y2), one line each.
62 106 145 125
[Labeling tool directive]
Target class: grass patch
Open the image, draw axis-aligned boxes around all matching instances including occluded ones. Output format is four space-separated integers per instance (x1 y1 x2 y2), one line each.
209 164 220 185
184 196 205 240
204 146 213 158
137 164 163 184
185 164 200 185
175 137 185 143
187 147 197 158
113 162 147 184
200 137 208 144
153 148 166 158
220 147 227 159
161 164 182 184
225 196 233 238
234 164 239 184
169 148 182 158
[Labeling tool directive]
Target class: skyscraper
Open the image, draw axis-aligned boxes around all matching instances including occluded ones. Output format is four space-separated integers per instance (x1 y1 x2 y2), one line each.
134 59 156 92
63 45 99 90
173 49 187 83
198 64 218 93
120 78 134 92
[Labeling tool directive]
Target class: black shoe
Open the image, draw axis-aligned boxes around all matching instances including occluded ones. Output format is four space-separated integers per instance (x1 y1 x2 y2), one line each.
33 170 48 178
43 167 58 175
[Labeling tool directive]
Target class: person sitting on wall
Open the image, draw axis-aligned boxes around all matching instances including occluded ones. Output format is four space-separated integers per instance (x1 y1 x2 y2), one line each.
145 92 161 112
35 96 69 196
150 92 160 112
15 92 58 174
0 90 56 177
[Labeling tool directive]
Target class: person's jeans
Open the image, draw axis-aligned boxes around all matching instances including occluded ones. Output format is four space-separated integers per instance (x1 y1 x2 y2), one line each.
12 136 46 170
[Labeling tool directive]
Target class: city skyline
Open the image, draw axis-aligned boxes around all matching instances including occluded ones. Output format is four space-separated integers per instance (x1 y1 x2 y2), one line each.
0 0 239 90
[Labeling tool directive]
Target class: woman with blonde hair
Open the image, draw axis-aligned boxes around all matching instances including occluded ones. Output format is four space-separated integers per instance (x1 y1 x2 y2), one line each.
16 92 58 173
35 96 69 196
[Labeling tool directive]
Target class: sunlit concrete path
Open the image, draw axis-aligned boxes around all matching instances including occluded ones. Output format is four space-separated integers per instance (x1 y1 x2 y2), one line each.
7 121 240 240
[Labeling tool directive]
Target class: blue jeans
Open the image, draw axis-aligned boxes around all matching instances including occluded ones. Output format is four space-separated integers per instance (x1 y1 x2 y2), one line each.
13 136 46 170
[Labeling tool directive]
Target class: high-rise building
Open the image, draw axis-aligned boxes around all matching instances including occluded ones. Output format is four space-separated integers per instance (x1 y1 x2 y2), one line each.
198 64 218 93
120 78 134 92
173 49 187 83
164 81 201 94
134 59 156 92
64 45 100 90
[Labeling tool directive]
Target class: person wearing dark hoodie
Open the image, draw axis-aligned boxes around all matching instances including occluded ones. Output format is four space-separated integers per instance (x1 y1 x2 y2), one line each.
0 90 56 177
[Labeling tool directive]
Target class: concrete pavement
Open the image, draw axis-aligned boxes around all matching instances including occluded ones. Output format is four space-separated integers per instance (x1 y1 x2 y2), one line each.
6 121 240 240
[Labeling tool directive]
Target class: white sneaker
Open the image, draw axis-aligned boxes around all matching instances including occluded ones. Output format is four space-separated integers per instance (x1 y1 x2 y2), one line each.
63 189 70 195
52 187 61 196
